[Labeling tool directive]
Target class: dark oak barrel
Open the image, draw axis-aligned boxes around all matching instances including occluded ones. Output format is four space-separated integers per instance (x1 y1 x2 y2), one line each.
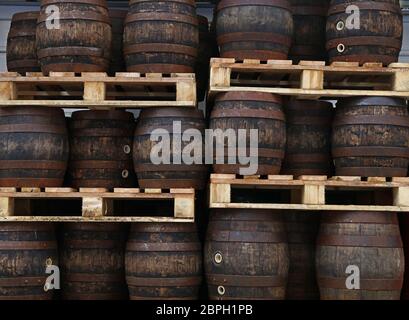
60 223 127 300
0 107 69 187
123 0 199 73
316 211 404 300
332 97 409 177
285 212 320 300
109 9 127 75
326 0 403 65
216 0 293 60
125 223 202 300
401 215 409 300
289 0 329 62
68 110 136 189
0 223 58 300
6 11 40 74
205 209 289 300
283 100 333 176
133 107 208 189
36 0 112 73
209 92 286 175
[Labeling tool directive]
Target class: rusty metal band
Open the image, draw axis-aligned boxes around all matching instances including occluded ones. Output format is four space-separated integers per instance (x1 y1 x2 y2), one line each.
210 109 285 121
318 277 403 290
291 6 328 16
332 146 409 158
333 115 409 127
321 212 399 224
217 0 291 12
0 108 63 116
38 12 110 24
290 45 324 56
0 124 66 134
7 60 39 69
326 37 402 50
214 148 285 159
41 63 109 73
64 224 123 232
126 64 194 73
129 296 196 301
0 241 57 250
0 276 45 287
37 47 103 59
206 274 286 287
72 128 133 137
0 160 66 170
126 276 201 287
0 295 51 300
221 50 288 60
216 91 282 104
208 230 286 243
63 273 124 282
284 168 330 176
131 223 195 233
317 235 403 248
285 153 330 163
63 240 119 249
123 43 198 57
213 164 281 174
126 242 201 252
330 55 398 65
0 178 63 187
135 124 205 134
70 160 130 169
130 0 196 5
334 167 407 176
134 164 207 172
125 13 198 26
11 12 39 22
0 224 53 232
41 0 109 6
218 32 292 47
328 2 401 15
63 292 125 300
287 116 331 125
8 29 36 38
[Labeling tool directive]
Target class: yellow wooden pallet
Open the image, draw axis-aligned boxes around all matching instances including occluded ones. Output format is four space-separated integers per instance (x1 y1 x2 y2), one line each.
209 174 409 212
0 187 195 223
0 72 197 109
209 58 409 99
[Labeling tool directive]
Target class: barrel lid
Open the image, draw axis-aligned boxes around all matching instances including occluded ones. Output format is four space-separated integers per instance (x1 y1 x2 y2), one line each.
71 110 135 121
215 91 282 104
11 11 39 22
138 107 205 120
337 96 407 108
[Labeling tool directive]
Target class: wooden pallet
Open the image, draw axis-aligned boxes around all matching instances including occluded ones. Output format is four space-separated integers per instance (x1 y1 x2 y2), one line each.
0 72 196 109
209 174 409 212
209 58 409 99
0 187 195 223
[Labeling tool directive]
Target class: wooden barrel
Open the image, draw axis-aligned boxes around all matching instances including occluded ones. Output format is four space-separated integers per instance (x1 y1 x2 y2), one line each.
205 209 289 300
326 0 403 65
6 11 40 74
60 223 127 300
125 223 202 300
123 0 199 73
36 0 112 73
283 100 333 176
216 0 293 60
332 97 409 177
401 215 409 300
285 212 320 300
0 107 69 187
133 107 208 189
316 211 404 300
0 223 58 300
109 9 127 75
289 0 329 62
209 92 286 175
68 110 136 189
